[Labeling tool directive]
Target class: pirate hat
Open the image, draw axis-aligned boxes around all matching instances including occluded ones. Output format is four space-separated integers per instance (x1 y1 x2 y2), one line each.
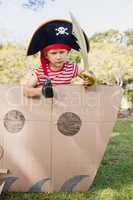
27 19 89 55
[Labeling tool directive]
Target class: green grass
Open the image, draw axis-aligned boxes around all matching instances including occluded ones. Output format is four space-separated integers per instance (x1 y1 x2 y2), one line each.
1 120 133 200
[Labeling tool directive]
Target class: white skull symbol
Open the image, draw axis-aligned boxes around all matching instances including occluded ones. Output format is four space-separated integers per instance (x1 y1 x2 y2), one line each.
55 27 69 36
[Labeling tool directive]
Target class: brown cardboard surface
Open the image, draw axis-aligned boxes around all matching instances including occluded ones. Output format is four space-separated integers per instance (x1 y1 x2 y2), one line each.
0 85 122 192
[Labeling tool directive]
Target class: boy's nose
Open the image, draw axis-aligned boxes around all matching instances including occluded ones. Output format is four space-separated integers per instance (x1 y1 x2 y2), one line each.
56 53 62 59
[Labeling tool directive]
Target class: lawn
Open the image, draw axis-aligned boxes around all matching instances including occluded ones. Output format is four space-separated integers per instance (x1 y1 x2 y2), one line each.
1 120 133 200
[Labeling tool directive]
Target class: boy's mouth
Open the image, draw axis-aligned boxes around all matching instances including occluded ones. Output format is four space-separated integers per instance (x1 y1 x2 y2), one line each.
55 61 64 65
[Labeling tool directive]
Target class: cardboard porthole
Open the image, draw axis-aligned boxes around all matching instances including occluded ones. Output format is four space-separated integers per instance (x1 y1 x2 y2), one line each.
3 110 25 133
57 112 82 136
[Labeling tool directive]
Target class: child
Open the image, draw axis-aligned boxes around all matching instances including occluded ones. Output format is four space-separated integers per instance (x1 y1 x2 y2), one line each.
23 19 95 97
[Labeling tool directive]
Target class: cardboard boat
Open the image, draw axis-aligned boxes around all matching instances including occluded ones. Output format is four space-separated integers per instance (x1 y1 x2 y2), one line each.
0 85 122 192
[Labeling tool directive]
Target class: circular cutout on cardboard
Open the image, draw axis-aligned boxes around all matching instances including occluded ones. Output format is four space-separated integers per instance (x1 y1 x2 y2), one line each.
57 112 82 136
3 110 25 133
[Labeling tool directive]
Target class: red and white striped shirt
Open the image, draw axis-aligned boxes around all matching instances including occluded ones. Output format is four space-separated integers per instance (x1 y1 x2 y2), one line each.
34 62 81 86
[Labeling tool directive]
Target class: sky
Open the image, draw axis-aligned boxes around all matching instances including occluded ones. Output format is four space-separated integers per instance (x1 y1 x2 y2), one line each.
0 0 133 42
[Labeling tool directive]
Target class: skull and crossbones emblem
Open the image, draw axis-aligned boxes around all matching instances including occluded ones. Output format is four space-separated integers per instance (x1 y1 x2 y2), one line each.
55 27 69 36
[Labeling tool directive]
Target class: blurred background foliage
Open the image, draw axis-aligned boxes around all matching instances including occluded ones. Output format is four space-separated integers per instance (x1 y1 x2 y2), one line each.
0 41 38 84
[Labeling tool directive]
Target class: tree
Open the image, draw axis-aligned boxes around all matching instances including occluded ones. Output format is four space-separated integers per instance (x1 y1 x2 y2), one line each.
90 29 119 43
87 41 133 86
124 29 133 46
0 42 38 84
22 0 55 11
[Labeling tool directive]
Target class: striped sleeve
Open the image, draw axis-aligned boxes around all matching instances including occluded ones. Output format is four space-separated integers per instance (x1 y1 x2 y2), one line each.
34 65 46 85
72 64 84 76
73 63 78 77
77 65 84 75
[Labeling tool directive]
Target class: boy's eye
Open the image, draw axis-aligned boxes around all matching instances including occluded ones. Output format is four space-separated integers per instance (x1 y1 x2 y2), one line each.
51 52 57 55
60 51 66 54
48 50 67 56
50 51 66 55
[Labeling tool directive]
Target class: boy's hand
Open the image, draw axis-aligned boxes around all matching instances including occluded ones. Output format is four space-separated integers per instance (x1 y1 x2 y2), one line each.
78 71 96 86
23 86 42 97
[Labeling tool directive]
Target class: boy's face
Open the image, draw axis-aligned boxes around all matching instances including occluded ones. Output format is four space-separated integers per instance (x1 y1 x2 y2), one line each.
46 49 69 68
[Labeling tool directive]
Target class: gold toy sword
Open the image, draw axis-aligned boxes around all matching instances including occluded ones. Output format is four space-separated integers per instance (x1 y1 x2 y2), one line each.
69 12 96 85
